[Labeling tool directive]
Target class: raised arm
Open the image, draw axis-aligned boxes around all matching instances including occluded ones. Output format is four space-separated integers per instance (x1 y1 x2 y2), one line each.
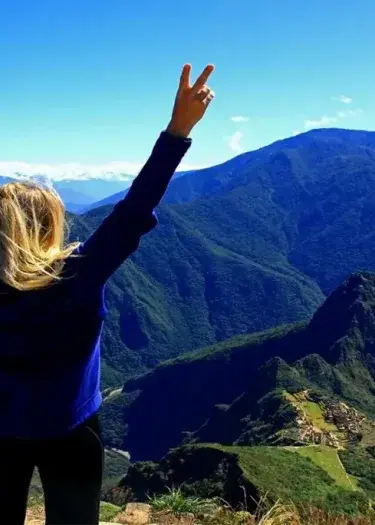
77 63 215 284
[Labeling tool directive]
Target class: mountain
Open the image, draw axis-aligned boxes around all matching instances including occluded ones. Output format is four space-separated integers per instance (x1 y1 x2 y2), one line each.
85 128 375 210
55 179 130 203
0 175 131 213
100 272 375 460
54 179 133 213
119 444 370 515
84 170 192 212
72 201 323 385
103 273 375 515
83 188 129 211
69 128 375 389
82 128 375 294
65 202 91 213
0 175 97 213
54 187 95 213
0 175 17 186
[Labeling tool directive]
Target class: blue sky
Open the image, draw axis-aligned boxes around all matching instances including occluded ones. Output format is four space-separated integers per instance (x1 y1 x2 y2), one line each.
0 0 374 179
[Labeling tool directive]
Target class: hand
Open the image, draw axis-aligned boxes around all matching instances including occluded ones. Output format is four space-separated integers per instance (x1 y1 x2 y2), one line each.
167 63 215 137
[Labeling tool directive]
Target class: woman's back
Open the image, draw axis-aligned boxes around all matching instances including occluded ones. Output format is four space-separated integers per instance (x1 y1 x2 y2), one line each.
0 250 105 437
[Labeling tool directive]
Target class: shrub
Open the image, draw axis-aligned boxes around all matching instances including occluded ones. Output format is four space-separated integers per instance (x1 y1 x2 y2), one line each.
147 486 220 515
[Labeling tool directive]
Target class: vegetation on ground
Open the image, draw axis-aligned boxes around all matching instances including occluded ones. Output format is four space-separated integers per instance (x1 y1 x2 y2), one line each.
98 501 122 522
108 273 375 461
117 444 372 516
288 446 355 489
148 487 220 515
339 448 375 498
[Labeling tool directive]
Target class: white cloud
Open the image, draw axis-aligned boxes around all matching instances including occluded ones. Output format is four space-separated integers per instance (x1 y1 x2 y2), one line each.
231 116 249 123
347 108 363 117
227 131 244 153
337 108 362 119
332 94 352 104
0 161 207 181
303 105 363 131
292 130 302 136
304 115 338 130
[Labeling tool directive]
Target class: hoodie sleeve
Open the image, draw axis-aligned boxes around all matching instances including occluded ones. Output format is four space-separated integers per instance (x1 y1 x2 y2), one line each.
77 131 192 283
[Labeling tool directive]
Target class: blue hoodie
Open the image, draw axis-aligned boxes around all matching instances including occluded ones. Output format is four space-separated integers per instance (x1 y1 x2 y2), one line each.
0 131 191 439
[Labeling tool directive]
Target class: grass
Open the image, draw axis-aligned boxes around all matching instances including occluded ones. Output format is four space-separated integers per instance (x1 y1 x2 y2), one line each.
143 490 375 525
159 497 375 525
99 501 122 522
147 490 301 524
204 444 337 505
287 445 356 489
27 495 375 525
301 401 337 432
201 503 304 525
188 444 370 515
198 508 255 524
148 487 220 515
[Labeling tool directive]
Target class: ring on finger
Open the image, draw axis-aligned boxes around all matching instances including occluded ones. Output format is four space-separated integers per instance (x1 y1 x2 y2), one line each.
195 88 210 101
205 92 215 105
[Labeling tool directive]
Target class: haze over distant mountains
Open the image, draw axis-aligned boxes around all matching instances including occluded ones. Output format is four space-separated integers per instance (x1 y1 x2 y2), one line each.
0 166 196 213
0 173 132 213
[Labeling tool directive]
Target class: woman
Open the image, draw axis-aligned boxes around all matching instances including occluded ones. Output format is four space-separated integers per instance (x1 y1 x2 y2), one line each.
0 63 215 525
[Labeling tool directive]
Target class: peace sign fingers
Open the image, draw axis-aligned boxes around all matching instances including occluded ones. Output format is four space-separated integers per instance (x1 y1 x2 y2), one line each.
191 64 215 95
168 62 216 138
178 63 192 93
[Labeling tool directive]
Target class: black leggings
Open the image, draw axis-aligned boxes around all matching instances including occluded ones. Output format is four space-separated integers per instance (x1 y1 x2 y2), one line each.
0 414 104 525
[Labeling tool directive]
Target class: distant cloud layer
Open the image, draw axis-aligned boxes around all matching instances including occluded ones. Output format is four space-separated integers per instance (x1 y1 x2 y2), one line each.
0 161 206 181
231 116 249 123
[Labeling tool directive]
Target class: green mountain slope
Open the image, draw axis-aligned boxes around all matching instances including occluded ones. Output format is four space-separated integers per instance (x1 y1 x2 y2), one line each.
110 274 375 513
103 272 375 461
118 444 370 515
71 129 375 385
71 203 323 383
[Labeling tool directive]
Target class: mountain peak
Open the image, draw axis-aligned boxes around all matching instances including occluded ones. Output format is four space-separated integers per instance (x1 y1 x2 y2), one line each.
307 272 375 361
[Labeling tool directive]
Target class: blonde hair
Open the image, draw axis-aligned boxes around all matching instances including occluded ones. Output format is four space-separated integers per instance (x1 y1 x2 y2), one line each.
0 181 79 291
